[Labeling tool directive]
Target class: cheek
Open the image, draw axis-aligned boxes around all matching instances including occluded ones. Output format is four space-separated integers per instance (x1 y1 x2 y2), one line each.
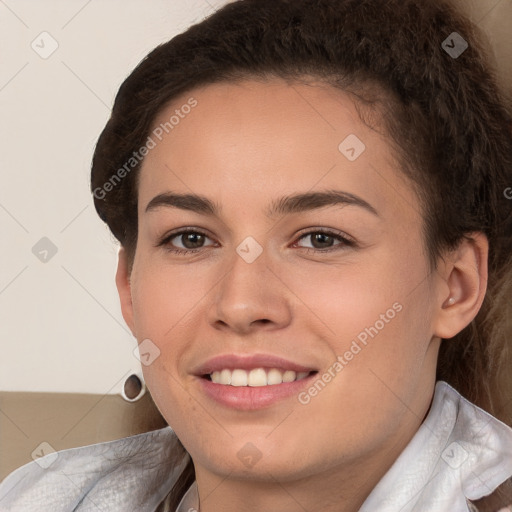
130 258 201 337
128 263 189 400
291 247 433 385
284 253 410 339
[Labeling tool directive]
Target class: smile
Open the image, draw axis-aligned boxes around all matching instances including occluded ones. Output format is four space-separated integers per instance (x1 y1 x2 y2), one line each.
207 368 312 386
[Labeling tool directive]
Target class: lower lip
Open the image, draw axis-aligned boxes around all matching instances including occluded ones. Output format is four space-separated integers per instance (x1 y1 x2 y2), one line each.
197 373 317 410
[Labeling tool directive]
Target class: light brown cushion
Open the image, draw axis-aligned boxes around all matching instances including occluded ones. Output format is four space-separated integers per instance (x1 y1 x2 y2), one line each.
0 391 166 481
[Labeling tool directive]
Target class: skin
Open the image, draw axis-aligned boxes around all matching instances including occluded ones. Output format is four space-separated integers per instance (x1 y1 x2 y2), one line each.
116 78 488 512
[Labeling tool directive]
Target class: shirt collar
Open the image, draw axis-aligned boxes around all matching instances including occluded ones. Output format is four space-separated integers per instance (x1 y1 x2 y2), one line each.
176 480 198 512
176 381 512 512
360 380 512 511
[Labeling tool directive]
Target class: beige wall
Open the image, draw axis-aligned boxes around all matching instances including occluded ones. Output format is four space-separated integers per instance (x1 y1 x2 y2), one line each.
0 0 233 395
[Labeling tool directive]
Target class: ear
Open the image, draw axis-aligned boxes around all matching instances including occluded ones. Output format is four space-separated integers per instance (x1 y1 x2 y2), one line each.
432 232 488 339
116 247 136 337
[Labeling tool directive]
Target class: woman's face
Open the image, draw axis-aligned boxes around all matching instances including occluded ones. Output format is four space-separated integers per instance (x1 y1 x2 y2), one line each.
119 78 448 498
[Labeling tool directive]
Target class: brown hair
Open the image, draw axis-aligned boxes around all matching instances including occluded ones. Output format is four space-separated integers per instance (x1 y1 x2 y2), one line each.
90 0 512 509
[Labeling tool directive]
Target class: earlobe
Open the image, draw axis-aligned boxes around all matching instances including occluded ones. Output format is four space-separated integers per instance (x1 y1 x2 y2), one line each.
433 232 488 340
115 247 136 337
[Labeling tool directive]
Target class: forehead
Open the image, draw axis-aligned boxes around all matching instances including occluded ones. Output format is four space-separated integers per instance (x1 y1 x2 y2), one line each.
137 78 418 223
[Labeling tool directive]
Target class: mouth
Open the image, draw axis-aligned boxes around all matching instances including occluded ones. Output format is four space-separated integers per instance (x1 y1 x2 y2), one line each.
193 353 319 409
201 367 318 387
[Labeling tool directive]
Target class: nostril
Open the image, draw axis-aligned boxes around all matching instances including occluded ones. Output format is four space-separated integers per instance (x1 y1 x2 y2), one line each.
253 319 271 325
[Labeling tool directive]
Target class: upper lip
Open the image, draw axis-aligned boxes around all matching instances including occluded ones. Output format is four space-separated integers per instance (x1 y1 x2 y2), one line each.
193 353 318 376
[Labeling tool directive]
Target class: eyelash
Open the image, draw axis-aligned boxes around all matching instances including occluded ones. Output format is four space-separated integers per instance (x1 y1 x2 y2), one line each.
156 228 357 256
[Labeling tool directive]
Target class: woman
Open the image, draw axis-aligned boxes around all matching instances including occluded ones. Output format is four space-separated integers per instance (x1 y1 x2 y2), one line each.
1 0 512 510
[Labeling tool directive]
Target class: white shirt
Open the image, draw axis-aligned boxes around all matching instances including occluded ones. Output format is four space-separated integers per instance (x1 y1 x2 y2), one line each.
1 381 511 512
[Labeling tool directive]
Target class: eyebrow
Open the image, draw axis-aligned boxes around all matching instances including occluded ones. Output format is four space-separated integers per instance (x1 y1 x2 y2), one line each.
145 189 379 218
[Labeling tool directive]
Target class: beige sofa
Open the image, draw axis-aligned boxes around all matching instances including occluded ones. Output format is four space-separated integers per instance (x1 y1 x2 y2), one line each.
0 390 167 481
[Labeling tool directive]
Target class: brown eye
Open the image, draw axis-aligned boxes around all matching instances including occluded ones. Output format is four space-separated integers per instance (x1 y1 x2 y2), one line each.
295 229 356 252
157 229 215 255
179 232 206 249
308 232 336 249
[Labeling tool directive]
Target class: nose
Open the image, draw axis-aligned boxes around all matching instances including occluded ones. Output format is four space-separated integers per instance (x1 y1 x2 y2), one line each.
207 246 293 335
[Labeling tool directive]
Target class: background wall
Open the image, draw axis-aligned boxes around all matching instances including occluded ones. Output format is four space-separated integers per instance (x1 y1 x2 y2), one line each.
0 0 511 396
0 0 231 395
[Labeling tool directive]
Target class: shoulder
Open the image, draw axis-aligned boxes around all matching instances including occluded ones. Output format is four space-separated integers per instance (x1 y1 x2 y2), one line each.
0 426 187 512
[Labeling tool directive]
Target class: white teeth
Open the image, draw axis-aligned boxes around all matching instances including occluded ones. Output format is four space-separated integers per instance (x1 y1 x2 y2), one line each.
248 368 267 387
209 367 311 386
267 368 284 385
231 369 248 386
282 370 296 383
219 369 231 385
